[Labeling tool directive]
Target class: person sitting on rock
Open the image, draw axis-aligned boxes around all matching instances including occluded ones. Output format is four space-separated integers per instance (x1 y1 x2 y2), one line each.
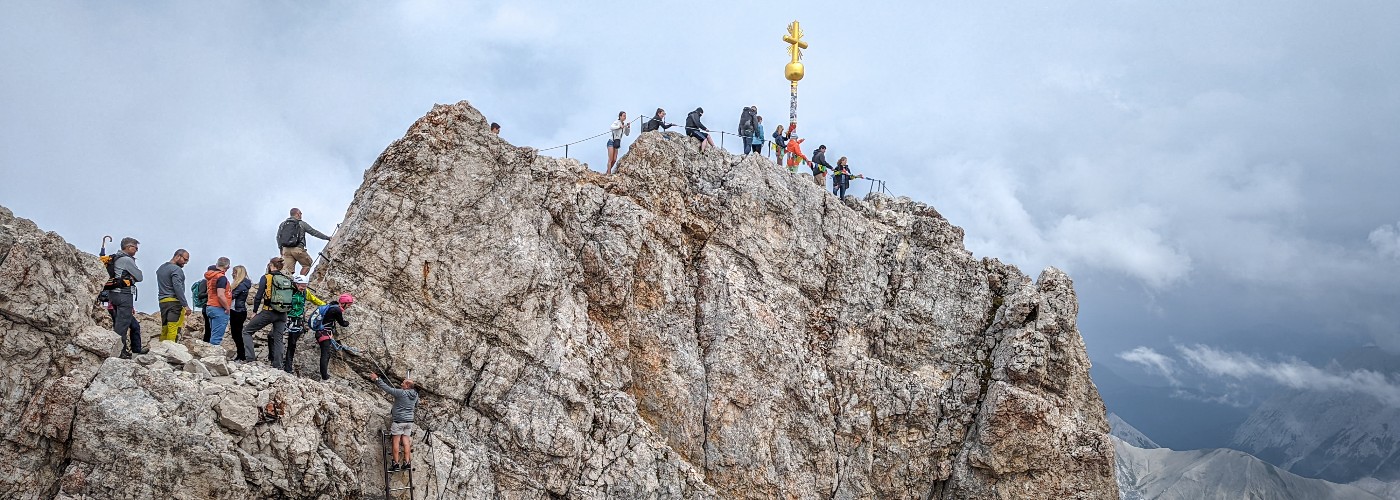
685 107 714 152
281 274 325 374
369 370 419 473
310 294 353 381
239 257 295 365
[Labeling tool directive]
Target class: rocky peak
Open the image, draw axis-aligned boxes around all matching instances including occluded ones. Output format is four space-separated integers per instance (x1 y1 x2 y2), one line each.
0 100 1117 498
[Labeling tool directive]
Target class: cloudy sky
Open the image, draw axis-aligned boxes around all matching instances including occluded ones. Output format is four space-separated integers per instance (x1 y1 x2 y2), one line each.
5 1 1400 449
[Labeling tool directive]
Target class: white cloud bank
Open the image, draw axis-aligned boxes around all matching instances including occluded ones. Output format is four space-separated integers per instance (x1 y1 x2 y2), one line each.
1120 344 1400 407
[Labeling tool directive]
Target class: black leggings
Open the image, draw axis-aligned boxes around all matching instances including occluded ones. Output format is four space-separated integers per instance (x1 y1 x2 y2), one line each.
230 310 249 360
317 338 333 380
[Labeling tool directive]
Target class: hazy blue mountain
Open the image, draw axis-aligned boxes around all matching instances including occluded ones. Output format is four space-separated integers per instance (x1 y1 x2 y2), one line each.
1114 437 1383 500
1109 412 1160 449
1230 347 1400 486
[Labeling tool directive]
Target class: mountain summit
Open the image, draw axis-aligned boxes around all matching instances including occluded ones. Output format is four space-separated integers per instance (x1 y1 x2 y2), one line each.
0 100 1117 498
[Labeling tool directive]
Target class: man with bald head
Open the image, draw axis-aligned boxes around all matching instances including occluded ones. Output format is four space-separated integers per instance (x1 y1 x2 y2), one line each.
276 208 332 277
156 249 191 342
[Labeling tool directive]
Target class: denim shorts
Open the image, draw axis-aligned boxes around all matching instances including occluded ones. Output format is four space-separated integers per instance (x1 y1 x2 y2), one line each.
607 138 621 149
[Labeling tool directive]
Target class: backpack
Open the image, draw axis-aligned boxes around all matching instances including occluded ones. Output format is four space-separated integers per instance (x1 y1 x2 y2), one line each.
192 279 208 308
276 219 302 248
100 253 135 291
309 304 334 331
264 273 296 313
738 108 754 137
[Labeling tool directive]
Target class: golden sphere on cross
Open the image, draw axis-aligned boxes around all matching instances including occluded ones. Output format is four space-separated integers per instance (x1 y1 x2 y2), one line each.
783 21 808 82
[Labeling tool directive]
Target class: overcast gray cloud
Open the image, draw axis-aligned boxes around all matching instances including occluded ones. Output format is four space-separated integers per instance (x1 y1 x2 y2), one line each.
6 1 1400 444
1177 344 1400 407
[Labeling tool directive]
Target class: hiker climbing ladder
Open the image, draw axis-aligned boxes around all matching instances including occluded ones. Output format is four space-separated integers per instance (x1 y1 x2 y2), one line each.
381 429 416 499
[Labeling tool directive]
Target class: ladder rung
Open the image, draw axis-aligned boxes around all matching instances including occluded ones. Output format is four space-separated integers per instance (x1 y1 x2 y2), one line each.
389 485 413 491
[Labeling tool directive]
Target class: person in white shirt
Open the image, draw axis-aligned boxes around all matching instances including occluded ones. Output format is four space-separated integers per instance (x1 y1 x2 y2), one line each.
606 111 630 174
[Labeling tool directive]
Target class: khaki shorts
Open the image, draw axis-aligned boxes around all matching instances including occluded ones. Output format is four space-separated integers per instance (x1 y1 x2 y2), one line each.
390 421 413 436
280 246 313 272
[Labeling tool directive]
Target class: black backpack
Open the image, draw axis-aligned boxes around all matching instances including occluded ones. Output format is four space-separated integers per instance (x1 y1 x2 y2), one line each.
738 108 754 137
276 219 302 248
100 253 135 291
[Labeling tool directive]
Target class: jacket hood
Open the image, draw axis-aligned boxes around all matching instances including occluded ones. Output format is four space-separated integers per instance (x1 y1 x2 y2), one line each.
204 267 225 282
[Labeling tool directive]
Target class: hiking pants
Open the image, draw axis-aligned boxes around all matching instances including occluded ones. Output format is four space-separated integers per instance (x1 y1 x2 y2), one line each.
240 310 287 365
202 308 211 342
283 317 307 373
158 297 185 342
110 292 142 355
207 306 229 345
230 309 249 360
317 337 333 380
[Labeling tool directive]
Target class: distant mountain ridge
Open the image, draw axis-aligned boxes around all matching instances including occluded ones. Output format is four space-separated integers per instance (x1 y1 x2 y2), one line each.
1113 437 1384 500
1230 347 1400 486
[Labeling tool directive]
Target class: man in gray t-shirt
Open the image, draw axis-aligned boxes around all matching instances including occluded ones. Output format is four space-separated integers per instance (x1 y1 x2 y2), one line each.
370 372 419 472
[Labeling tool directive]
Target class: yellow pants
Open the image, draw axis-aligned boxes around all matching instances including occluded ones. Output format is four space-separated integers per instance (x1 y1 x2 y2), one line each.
159 297 186 342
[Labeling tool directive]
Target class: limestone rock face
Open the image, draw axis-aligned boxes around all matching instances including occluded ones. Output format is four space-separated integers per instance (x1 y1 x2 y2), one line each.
0 100 1116 499
311 101 1117 498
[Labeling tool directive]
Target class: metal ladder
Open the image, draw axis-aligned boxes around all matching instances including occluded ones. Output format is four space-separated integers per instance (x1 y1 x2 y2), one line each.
380 429 416 499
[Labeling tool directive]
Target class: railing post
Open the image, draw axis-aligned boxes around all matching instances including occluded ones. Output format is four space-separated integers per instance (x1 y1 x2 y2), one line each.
564 144 569 158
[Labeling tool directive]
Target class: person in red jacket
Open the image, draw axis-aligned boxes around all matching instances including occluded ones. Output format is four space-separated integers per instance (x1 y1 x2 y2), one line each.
203 257 233 345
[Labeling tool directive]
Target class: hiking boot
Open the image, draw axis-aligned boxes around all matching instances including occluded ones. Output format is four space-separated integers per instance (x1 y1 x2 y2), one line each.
388 462 399 472
401 463 413 471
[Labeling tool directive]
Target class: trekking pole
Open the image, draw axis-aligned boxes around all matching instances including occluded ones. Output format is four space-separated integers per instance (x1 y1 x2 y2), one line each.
100 235 112 256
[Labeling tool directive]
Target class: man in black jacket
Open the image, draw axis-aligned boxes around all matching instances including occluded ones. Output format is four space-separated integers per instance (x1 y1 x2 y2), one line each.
811 145 833 188
685 108 714 152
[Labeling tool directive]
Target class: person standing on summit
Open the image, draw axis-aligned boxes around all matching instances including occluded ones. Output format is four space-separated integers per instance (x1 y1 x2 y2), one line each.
155 249 190 342
203 257 233 345
277 208 331 277
606 111 630 175
737 106 756 155
751 115 765 155
108 237 145 358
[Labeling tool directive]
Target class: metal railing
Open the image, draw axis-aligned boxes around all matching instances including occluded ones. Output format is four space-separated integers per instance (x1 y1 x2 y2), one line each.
533 113 893 196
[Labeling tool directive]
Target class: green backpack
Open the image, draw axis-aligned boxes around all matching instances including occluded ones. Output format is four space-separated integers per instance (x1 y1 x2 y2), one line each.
192 279 208 308
264 273 296 313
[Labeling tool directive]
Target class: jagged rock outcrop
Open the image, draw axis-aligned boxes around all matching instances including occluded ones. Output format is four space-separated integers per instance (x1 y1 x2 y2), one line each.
0 99 1117 498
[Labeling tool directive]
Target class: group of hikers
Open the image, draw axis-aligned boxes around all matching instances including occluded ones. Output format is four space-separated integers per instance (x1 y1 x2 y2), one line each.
609 106 865 198
97 208 421 472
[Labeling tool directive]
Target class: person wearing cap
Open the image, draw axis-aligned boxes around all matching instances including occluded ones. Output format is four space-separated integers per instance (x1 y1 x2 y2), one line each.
685 107 714 152
311 294 354 381
281 274 326 374
368 370 418 473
